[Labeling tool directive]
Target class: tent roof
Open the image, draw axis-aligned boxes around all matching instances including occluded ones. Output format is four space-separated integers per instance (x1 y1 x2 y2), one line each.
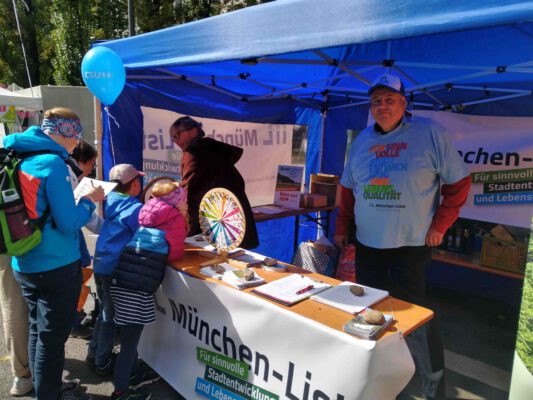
0 87 43 110
96 0 533 113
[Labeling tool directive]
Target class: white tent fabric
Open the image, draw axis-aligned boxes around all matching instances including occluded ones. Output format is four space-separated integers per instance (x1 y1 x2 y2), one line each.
0 87 42 110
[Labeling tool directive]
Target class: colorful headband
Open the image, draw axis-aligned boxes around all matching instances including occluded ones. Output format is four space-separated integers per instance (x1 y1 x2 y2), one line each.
41 117 83 140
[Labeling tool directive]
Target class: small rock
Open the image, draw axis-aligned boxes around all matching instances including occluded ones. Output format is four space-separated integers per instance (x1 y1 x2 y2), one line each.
264 257 278 266
363 309 385 325
350 285 365 296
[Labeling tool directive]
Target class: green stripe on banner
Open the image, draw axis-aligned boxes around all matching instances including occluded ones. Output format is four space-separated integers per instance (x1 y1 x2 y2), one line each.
197 347 249 380
471 168 533 184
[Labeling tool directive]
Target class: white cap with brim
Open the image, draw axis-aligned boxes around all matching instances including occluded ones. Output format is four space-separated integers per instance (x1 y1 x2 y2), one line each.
368 74 405 96
109 163 145 184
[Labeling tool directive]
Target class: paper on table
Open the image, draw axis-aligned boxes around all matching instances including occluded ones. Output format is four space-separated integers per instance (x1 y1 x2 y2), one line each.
253 205 287 214
199 263 235 280
222 268 266 290
253 205 302 214
252 274 331 306
310 282 389 314
74 177 117 202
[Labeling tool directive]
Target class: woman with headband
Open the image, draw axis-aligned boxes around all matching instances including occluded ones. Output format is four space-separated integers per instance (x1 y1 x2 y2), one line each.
2 107 105 400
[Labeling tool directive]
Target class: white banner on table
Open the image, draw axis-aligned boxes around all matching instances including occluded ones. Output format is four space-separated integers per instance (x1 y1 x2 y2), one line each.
414 111 533 228
141 107 293 206
139 268 415 400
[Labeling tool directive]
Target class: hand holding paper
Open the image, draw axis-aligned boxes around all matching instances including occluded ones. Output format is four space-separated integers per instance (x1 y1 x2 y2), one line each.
74 177 117 203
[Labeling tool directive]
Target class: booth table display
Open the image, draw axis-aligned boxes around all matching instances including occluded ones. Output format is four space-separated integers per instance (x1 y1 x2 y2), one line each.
138 248 433 400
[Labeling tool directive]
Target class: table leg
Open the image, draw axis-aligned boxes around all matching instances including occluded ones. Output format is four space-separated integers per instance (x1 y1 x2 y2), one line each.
294 215 300 253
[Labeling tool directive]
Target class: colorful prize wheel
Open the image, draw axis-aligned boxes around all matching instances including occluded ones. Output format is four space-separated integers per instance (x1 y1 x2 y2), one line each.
199 188 246 252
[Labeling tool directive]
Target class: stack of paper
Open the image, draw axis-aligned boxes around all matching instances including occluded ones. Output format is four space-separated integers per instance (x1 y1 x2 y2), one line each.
199 263 235 279
310 282 389 314
343 309 394 340
252 274 331 306
222 269 266 290
200 263 265 289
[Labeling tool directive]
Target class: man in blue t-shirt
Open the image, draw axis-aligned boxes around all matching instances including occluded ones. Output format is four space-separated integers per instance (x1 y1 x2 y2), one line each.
335 74 471 400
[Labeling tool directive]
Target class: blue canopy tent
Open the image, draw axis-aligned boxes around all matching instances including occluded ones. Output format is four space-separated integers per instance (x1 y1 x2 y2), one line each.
95 0 533 262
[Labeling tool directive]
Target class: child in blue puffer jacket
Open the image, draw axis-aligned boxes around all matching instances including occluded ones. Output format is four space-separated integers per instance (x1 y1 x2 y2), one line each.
108 180 188 400
87 164 144 376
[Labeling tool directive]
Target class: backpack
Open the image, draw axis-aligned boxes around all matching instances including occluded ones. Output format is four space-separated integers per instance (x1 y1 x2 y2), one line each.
0 148 51 256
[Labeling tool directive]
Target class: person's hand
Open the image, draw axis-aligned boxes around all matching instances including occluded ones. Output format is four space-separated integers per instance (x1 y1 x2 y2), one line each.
334 234 348 249
425 228 444 247
83 186 105 203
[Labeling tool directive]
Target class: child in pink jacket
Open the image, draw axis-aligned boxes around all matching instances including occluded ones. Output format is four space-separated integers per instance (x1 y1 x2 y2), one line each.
138 181 188 261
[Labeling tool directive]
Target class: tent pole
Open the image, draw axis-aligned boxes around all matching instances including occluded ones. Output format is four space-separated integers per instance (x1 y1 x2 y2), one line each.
319 92 328 173
94 96 103 218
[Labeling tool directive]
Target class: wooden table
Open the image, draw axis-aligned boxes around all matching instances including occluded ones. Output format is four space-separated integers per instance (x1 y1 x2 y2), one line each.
175 248 433 339
253 204 335 252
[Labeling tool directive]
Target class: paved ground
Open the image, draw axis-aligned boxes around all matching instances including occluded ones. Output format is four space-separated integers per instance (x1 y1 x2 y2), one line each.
0 287 183 400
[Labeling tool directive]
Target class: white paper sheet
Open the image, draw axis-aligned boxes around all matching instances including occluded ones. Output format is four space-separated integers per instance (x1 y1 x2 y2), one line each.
74 177 117 202
310 282 389 314
252 273 331 305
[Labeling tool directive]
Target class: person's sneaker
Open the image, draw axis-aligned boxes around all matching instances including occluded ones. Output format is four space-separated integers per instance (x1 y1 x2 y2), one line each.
95 355 116 376
111 387 151 400
59 379 80 398
62 392 90 400
80 309 97 328
129 365 160 389
70 325 93 339
10 376 33 397
85 351 95 368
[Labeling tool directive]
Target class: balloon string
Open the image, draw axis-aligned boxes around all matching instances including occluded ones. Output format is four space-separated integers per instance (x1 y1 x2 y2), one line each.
104 106 118 165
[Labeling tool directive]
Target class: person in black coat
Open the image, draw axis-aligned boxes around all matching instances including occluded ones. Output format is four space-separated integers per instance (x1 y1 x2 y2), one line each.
169 116 259 249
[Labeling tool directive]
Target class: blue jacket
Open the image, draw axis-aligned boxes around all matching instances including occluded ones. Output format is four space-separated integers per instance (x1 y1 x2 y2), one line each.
93 191 142 275
3 127 96 273
113 227 168 294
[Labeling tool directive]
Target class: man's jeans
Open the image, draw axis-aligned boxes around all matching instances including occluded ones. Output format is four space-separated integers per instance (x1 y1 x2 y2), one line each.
88 274 116 367
14 260 82 400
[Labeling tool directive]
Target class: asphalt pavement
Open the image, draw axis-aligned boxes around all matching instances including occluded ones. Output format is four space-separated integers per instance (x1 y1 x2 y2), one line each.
0 284 183 400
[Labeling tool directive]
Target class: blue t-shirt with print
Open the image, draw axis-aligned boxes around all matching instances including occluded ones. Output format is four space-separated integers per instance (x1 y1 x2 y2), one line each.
340 116 469 248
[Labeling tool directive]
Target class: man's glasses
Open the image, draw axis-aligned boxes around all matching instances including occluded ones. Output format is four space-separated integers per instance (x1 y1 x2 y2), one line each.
171 128 189 142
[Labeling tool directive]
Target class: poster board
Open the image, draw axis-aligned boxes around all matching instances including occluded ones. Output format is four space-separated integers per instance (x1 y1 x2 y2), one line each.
273 165 304 209
415 111 533 229
141 107 294 206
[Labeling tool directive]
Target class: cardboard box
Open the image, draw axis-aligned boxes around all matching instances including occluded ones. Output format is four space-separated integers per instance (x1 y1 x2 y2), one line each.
309 173 341 206
310 173 340 185
303 193 328 208
480 234 527 274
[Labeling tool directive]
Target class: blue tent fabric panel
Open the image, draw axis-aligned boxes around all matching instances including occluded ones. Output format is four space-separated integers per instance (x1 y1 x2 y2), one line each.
96 0 533 69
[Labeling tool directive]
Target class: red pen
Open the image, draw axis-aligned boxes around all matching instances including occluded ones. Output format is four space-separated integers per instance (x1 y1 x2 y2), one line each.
296 285 314 295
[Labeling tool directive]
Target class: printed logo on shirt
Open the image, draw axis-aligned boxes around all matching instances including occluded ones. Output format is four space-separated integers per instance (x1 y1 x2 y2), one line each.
365 142 408 205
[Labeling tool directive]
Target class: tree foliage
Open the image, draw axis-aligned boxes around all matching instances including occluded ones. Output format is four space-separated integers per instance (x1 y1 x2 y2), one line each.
0 0 266 88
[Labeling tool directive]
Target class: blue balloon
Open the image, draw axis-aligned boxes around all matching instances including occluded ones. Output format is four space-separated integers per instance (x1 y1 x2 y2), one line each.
81 47 126 106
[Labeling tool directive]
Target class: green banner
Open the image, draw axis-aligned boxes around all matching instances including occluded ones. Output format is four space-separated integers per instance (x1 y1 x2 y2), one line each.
471 168 533 184
197 347 249 380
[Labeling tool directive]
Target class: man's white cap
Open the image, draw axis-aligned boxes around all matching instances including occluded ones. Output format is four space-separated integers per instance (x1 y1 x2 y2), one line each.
368 74 405 96
109 164 145 184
